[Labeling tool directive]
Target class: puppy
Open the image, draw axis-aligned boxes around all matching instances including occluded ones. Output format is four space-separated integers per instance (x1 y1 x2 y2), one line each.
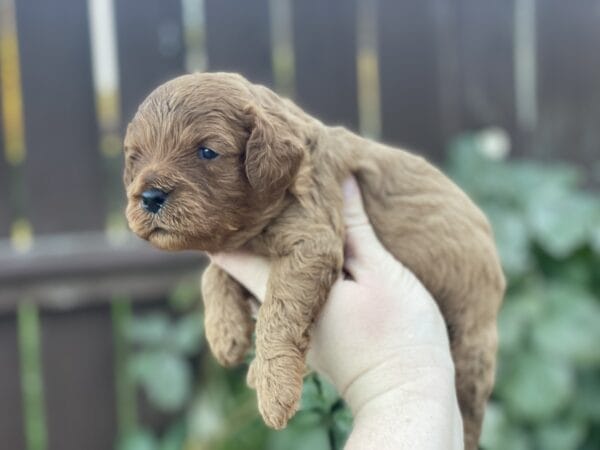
123 72 505 449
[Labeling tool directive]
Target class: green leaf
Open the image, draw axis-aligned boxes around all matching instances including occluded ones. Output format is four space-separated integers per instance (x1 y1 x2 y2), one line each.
266 410 329 450
118 429 159 450
169 279 200 312
300 376 324 412
130 350 192 412
480 403 531 450
319 376 341 410
531 284 600 366
480 403 508 450
301 374 341 413
592 225 600 255
492 426 531 450
534 417 587 450
447 136 489 192
168 313 203 355
160 421 186 450
498 352 574 422
526 189 598 258
516 162 581 205
187 390 225 442
127 313 171 347
498 287 544 353
486 208 531 276
539 249 596 286
331 406 353 450
574 372 600 422
480 404 530 450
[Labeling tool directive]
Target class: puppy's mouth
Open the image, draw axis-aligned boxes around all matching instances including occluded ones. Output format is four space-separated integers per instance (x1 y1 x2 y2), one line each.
143 226 183 243
145 227 168 239
141 226 192 251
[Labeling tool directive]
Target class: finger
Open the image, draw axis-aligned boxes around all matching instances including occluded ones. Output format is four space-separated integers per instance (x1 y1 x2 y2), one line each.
341 177 391 278
210 251 270 302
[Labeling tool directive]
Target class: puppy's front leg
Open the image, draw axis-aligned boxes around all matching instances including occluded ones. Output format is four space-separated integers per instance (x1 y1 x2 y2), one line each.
201 263 255 367
250 235 343 429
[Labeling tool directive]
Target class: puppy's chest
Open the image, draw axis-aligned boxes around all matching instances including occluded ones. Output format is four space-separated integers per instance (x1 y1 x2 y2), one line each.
244 234 274 257
245 217 318 258
243 224 291 258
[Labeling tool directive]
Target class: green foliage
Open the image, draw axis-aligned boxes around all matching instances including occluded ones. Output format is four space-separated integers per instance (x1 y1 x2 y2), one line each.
448 133 600 450
266 375 351 450
122 290 350 450
118 423 186 450
122 134 600 449
119 279 205 450
127 310 203 413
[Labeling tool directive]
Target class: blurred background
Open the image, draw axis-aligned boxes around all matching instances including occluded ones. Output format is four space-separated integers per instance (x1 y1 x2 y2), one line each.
0 0 599 449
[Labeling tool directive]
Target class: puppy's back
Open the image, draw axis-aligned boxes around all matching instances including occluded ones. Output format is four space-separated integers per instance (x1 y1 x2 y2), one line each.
321 127 504 449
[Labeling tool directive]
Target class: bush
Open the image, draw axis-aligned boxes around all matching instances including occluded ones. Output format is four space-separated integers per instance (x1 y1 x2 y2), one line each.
448 133 600 450
123 132 600 450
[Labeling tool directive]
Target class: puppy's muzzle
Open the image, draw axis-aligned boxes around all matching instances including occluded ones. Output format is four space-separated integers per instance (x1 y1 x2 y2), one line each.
141 188 169 214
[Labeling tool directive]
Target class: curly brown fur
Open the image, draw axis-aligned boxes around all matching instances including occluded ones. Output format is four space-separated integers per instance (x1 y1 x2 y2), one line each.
123 72 505 449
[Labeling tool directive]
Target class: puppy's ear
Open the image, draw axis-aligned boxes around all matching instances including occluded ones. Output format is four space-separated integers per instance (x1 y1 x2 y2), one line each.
123 123 135 186
244 104 304 198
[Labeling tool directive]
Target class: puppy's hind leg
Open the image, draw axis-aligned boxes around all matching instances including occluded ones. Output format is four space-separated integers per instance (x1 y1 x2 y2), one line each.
452 321 499 450
201 263 255 367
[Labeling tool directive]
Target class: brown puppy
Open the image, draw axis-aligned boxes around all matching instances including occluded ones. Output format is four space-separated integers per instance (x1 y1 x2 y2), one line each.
123 72 505 449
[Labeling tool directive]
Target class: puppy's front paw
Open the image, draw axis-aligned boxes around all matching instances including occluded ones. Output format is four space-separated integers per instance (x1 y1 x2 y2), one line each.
250 354 305 429
205 320 252 368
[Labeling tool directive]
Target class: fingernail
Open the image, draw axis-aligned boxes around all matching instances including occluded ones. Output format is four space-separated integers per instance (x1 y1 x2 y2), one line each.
342 176 358 201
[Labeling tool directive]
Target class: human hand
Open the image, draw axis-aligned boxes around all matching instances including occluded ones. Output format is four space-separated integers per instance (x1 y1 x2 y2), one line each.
211 177 463 449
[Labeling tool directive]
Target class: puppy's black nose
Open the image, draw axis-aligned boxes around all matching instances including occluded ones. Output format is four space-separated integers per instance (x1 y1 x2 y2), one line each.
141 188 168 214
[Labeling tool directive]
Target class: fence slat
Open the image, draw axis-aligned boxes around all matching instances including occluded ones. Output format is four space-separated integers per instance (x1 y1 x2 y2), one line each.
455 0 517 144
0 83 12 237
204 0 273 86
377 0 444 161
0 316 26 450
115 0 186 127
534 0 600 172
292 0 359 130
14 0 104 234
41 306 116 450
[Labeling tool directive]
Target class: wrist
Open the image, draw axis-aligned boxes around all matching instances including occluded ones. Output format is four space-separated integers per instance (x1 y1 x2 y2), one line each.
342 346 456 415
343 351 464 450
346 391 464 450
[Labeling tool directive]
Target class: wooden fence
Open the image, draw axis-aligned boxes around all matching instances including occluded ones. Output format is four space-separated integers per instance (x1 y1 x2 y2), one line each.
1 0 599 449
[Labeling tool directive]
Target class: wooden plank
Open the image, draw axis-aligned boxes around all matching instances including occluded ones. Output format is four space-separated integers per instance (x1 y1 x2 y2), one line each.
14 0 105 234
41 305 116 450
204 0 273 86
534 0 600 173
455 0 517 147
115 0 186 127
377 0 444 161
0 315 26 450
430 0 462 147
292 0 359 130
0 234 204 284
0 233 205 313
0 82 12 237
0 269 203 315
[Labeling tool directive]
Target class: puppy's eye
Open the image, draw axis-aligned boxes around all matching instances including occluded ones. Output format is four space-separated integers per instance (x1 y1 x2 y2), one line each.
198 146 219 160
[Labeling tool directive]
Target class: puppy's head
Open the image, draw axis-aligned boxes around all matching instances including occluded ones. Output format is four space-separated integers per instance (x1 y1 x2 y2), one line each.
123 73 304 252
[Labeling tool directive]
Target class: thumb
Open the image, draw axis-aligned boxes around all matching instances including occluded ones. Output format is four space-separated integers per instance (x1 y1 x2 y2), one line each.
342 176 391 277
210 251 270 302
